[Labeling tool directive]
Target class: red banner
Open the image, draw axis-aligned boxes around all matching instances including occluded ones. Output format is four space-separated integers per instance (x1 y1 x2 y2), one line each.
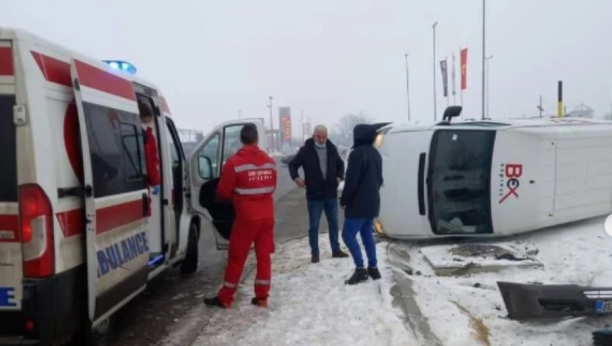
460 48 468 90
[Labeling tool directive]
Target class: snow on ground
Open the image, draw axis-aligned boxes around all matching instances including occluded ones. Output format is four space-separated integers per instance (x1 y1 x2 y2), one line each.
403 216 612 346
193 237 417 346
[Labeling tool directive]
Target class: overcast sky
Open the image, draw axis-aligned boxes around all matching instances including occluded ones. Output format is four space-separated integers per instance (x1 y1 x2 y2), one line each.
2 0 612 134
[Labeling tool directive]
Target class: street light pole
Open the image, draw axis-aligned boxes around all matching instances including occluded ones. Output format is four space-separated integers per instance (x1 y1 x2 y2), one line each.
433 21 438 122
404 53 411 122
481 0 486 120
267 96 274 152
485 55 493 119
301 111 305 143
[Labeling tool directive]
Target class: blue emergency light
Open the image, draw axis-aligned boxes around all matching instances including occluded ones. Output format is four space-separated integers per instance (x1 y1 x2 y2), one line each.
102 60 137 75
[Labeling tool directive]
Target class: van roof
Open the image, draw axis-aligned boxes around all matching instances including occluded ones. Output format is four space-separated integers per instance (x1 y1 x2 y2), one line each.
0 26 161 91
389 116 612 134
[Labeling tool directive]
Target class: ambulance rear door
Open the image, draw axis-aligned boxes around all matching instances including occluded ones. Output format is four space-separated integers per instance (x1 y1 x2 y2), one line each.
0 41 21 319
70 58 149 325
188 119 267 250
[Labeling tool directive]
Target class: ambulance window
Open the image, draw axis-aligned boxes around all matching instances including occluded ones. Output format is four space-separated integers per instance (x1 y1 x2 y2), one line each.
200 134 220 179
427 130 495 235
222 124 245 165
120 123 146 180
165 125 180 168
83 103 146 197
0 95 17 202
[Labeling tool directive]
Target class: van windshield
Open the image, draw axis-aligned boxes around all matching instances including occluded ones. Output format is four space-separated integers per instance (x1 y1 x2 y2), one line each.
427 129 495 235
0 95 17 202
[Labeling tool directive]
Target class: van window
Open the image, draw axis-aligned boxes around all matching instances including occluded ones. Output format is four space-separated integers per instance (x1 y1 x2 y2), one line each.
83 103 146 197
0 95 17 202
427 130 495 235
200 134 220 179
222 124 245 164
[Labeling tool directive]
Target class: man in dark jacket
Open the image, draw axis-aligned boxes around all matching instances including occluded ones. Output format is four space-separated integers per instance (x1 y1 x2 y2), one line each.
340 124 383 285
288 125 349 263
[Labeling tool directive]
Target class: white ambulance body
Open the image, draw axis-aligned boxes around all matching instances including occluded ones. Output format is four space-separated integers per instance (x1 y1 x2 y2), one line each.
0 27 263 345
373 114 612 239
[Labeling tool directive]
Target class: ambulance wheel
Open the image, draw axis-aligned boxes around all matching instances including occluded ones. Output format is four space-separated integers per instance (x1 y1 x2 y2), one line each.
181 223 199 274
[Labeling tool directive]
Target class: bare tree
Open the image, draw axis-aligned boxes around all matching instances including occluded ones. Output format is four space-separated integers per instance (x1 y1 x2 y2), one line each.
332 111 371 147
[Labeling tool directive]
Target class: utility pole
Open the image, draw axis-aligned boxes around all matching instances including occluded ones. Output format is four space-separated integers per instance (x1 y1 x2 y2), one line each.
433 21 438 121
481 0 486 120
267 96 274 151
537 95 544 118
404 53 411 122
301 111 305 143
238 109 242 119
485 55 493 119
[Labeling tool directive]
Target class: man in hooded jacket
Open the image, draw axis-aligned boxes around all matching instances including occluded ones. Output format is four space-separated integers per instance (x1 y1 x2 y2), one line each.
340 124 384 285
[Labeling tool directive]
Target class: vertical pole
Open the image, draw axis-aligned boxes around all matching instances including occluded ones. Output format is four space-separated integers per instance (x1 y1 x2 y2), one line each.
557 81 563 118
238 109 242 119
485 56 492 119
301 111 305 143
404 53 411 122
539 95 543 118
268 96 274 151
481 0 486 120
433 22 438 121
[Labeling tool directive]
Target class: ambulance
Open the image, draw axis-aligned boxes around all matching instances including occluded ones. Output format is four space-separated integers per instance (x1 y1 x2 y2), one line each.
361 107 612 239
0 27 264 345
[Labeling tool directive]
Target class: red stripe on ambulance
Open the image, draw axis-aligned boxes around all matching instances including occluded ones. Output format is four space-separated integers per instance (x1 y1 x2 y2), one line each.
56 209 84 238
0 214 19 243
96 200 144 235
73 59 136 101
0 47 14 76
31 52 72 87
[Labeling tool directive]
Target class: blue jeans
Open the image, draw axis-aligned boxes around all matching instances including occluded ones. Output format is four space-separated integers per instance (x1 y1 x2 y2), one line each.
307 198 340 256
342 218 377 268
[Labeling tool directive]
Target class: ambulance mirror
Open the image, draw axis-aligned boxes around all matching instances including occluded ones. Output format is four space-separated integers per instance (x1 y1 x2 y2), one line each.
13 105 27 126
440 106 463 125
199 155 213 180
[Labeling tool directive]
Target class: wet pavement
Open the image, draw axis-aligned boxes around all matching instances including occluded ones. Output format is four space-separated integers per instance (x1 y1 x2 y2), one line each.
111 162 308 346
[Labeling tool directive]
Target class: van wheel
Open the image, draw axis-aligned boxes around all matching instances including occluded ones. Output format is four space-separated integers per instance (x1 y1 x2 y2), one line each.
78 316 114 346
180 223 199 274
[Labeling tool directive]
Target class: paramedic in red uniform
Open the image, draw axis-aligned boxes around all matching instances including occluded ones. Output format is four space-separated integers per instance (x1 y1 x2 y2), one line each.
138 101 161 202
204 124 277 308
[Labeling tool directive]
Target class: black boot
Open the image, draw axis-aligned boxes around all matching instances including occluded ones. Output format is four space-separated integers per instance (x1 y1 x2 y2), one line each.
203 296 227 308
345 268 369 285
311 254 320 263
251 297 268 308
332 250 349 258
368 267 382 280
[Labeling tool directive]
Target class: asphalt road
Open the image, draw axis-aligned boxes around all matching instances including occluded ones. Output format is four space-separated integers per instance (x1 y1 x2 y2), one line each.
111 162 304 346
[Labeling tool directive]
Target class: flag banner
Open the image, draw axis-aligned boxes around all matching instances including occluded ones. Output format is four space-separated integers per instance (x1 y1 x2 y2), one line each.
460 48 468 90
440 60 448 97
451 53 456 96
279 107 292 142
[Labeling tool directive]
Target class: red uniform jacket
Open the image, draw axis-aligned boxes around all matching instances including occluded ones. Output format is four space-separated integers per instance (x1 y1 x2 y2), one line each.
216 145 277 220
143 127 161 186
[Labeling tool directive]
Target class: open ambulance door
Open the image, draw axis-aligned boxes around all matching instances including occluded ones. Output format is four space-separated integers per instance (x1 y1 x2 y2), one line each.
71 58 150 325
189 119 267 250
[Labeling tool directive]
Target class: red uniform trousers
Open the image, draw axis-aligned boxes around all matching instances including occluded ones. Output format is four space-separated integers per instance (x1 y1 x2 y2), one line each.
218 216 275 307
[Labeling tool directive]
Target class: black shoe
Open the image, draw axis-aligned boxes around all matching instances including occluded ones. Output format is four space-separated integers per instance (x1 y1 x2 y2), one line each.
311 255 320 263
251 297 268 308
203 296 227 308
332 250 349 258
345 268 369 285
368 267 382 280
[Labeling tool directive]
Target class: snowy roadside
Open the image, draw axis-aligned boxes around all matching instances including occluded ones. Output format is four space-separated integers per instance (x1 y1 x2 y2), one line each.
399 216 612 346
192 237 418 346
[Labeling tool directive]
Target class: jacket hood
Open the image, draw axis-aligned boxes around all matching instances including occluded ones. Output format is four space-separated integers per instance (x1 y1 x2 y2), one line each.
352 124 377 148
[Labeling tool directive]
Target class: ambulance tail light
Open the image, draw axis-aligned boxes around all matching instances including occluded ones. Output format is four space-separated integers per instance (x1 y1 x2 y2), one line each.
374 218 387 236
19 184 54 278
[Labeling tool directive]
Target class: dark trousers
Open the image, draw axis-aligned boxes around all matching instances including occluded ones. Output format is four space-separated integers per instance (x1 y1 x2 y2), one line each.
307 198 340 256
342 218 377 268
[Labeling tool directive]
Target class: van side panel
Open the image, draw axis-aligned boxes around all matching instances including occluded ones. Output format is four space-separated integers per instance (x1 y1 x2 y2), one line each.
553 131 612 223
